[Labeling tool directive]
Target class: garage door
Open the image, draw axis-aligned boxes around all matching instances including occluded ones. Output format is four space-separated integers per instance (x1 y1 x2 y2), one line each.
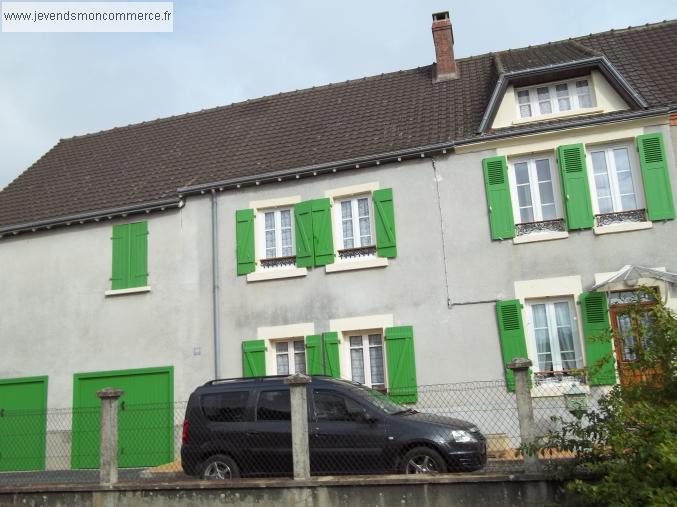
71 366 173 469
0 376 48 472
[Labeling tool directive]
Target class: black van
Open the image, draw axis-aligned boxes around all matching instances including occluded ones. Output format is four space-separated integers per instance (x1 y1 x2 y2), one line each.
181 376 486 479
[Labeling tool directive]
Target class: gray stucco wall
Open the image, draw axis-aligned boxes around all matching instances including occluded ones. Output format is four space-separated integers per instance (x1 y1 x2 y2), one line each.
1 120 676 409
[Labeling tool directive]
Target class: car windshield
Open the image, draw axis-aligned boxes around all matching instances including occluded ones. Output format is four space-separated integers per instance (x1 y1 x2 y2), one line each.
345 383 408 415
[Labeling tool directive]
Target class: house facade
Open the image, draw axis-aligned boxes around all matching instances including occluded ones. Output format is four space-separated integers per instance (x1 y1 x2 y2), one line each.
1 13 677 471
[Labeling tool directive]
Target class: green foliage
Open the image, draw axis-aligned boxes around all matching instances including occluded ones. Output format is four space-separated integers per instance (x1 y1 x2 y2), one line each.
531 288 677 506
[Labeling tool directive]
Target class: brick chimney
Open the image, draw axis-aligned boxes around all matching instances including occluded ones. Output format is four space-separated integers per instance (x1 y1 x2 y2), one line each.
431 11 457 81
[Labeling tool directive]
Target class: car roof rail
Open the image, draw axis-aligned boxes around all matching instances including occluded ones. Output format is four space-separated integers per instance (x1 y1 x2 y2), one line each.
202 375 297 387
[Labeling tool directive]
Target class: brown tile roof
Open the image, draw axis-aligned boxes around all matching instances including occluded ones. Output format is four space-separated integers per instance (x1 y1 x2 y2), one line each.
1 20 676 231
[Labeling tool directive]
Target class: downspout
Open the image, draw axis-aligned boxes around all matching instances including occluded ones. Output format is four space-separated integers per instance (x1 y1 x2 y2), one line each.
211 190 222 379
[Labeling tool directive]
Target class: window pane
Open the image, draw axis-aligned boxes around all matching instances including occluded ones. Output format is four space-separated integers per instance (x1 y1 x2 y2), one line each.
519 104 532 118
349 336 362 347
294 351 306 374
541 203 556 220
280 209 291 228
265 212 275 230
554 302 577 370
537 87 552 114
276 353 289 375
517 90 530 104
556 84 570 111
257 390 291 421
532 304 553 371
591 151 613 212
202 391 249 422
613 148 636 209
538 180 555 206
535 159 551 182
357 198 369 218
368 334 385 386
350 349 365 384
576 80 592 108
514 162 530 185
517 185 533 208
276 342 288 353
314 391 351 421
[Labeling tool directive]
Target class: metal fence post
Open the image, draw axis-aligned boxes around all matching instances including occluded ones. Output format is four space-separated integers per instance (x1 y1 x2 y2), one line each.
97 388 124 486
507 358 541 473
284 373 311 480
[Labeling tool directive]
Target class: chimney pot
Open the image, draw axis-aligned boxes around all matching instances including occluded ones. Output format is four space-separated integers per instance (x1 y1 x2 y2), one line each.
431 11 457 81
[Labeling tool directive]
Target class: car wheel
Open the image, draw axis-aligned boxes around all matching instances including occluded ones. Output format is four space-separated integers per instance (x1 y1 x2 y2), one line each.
200 454 240 480
401 447 447 474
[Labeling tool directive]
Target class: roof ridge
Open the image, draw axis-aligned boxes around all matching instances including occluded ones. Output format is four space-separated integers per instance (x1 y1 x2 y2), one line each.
53 18 677 144
496 18 676 56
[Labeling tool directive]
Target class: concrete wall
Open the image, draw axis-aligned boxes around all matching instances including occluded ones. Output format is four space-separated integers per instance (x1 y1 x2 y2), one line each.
0 199 214 407
0 475 566 507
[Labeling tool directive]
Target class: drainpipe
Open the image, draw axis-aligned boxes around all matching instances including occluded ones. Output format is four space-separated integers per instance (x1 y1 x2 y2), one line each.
211 190 222 379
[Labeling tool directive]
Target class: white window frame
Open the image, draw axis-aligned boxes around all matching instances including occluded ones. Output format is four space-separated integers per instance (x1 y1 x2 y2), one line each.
344 329 387 390
334 194 376 251
586 142 645 215
524 298 584 377
255 206 295 263
515 77 596 119
508 153 563 225
272 338 306 376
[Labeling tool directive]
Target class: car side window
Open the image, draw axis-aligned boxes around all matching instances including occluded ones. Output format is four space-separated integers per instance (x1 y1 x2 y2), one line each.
256 390 291 421
313 390 365 422
201 391 249 422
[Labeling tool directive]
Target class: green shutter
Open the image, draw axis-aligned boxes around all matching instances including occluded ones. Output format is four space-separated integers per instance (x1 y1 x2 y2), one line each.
242 340 266 378
129 221 148 288
496 300 528 392
306 333 341 377
294 201 315 268
637 133 675 221
111 224 130 290
236 209 255 276
311 198 335 266
556 144 594 230
373 188 397 258
322 332 341 378
579 292 615 385
482 156 515 240
385 326 417 403
305 335 323 375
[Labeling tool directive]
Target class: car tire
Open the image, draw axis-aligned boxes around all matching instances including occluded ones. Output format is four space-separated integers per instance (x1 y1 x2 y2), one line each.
200 454 240 480
401 447 447 475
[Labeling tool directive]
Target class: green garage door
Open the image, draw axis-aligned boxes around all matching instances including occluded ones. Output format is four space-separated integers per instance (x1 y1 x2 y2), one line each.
0 376 48 472
71 367 173 469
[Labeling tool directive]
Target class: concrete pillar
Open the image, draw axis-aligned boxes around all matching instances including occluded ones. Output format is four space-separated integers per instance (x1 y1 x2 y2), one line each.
284 373 311 480
97 388 124 486
507 358 541 473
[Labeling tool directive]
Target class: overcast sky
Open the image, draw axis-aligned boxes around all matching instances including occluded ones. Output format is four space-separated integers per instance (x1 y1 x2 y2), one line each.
1 0 677 189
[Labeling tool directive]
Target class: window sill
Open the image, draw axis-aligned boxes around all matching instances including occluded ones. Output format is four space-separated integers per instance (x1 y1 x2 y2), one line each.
513 231 569 244
512 107 604 125
325 256 388 273
105 286 152 297
247 267 307 282
531 382 589 398
593 221 652 235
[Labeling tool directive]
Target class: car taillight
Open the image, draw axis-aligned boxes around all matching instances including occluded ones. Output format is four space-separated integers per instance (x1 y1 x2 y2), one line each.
182 420 190 444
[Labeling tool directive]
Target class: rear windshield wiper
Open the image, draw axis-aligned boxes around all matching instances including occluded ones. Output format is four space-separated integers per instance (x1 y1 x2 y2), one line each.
393 408 418 415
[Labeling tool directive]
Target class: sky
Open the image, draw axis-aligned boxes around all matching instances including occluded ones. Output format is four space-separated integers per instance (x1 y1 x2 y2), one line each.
1 0 677 189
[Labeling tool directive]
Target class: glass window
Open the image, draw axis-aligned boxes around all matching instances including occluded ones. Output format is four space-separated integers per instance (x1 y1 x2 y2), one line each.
338 195 373 250
515 78 595 120
313 390 365 422
201 391 249 422
528 299 582 376
262 208 293 259
589 145 640 214
576 80 592 108
556 84 571 111
510 156 560 224
275 339 306 376
537 87 552 115
256 390 291 421
348 333 385 389
517 90 532 118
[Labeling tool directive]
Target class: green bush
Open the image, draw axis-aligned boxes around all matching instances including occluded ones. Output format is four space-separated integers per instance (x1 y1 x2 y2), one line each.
532 288 677 506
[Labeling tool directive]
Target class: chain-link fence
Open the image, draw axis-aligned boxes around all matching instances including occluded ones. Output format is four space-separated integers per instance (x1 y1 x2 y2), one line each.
0 376 614 486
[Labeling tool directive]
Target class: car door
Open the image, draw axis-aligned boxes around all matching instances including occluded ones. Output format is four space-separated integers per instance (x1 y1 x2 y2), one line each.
245 389 293 476
310 388 388 474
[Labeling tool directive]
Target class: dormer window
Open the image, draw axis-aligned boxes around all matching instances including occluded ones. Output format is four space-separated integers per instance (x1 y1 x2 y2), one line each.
516 78 595 119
